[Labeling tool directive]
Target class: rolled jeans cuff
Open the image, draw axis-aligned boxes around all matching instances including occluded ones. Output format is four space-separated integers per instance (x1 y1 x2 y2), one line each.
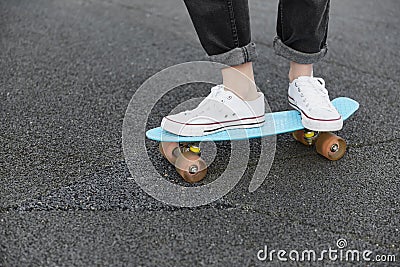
273 37 328 64
208 42 257 66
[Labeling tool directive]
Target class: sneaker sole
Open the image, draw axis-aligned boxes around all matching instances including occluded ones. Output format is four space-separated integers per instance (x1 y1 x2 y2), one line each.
162 116 265 136
288 100 343 132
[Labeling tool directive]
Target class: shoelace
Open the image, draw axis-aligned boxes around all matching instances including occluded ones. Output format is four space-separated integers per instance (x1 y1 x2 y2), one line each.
208 85 224 98
295 78 332 110
197 85 224 105
182 85 224 115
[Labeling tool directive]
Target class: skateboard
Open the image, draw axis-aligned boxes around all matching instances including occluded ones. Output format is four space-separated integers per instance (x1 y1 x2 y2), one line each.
146 97 359 183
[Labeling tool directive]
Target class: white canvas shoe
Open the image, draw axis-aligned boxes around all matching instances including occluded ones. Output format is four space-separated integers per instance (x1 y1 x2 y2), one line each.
161 85 265 136
288 76 343 131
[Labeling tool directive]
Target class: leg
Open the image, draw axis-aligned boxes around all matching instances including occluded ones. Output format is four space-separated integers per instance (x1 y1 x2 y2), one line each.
288 62 313 82
274 0 343 131
221 62 258 100
274 0 330 81
160 0 265 136
183 0 258 100
274 0 330 65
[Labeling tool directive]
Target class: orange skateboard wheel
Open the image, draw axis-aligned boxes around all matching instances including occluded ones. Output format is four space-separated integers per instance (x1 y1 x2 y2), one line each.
315 132 346 161
159 142 180 164
175 151 207 183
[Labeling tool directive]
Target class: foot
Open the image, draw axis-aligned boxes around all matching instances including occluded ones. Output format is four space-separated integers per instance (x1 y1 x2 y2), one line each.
161 85 265 136
288 76 343 131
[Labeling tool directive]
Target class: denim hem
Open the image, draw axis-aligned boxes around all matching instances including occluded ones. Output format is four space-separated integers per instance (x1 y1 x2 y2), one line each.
208 42 257 66
273 37 328 64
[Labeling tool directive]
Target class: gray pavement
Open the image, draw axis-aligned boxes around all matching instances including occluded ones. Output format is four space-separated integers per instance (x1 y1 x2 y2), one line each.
1 0 399 266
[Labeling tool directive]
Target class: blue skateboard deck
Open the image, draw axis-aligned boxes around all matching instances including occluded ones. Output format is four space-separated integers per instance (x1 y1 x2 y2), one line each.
146 97 359 143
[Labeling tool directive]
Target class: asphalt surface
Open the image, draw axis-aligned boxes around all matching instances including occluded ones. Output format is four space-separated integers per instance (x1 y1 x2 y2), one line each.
1 0 399 266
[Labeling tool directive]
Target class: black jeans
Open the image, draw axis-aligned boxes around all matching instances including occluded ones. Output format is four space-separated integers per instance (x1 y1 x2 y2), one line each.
183 0 330 66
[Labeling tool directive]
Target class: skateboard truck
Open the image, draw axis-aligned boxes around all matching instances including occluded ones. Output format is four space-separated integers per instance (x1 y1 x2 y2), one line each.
293 129 319 146
304 129 319 145
188 144 201 154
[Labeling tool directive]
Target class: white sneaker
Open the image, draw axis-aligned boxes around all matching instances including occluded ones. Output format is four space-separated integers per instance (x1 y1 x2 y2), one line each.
288 76 343 131
161 85 265 136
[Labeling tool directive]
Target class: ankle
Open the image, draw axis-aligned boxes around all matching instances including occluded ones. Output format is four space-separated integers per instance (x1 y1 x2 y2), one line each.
223 81 259 101
289 62 313 82
221 62 259 101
